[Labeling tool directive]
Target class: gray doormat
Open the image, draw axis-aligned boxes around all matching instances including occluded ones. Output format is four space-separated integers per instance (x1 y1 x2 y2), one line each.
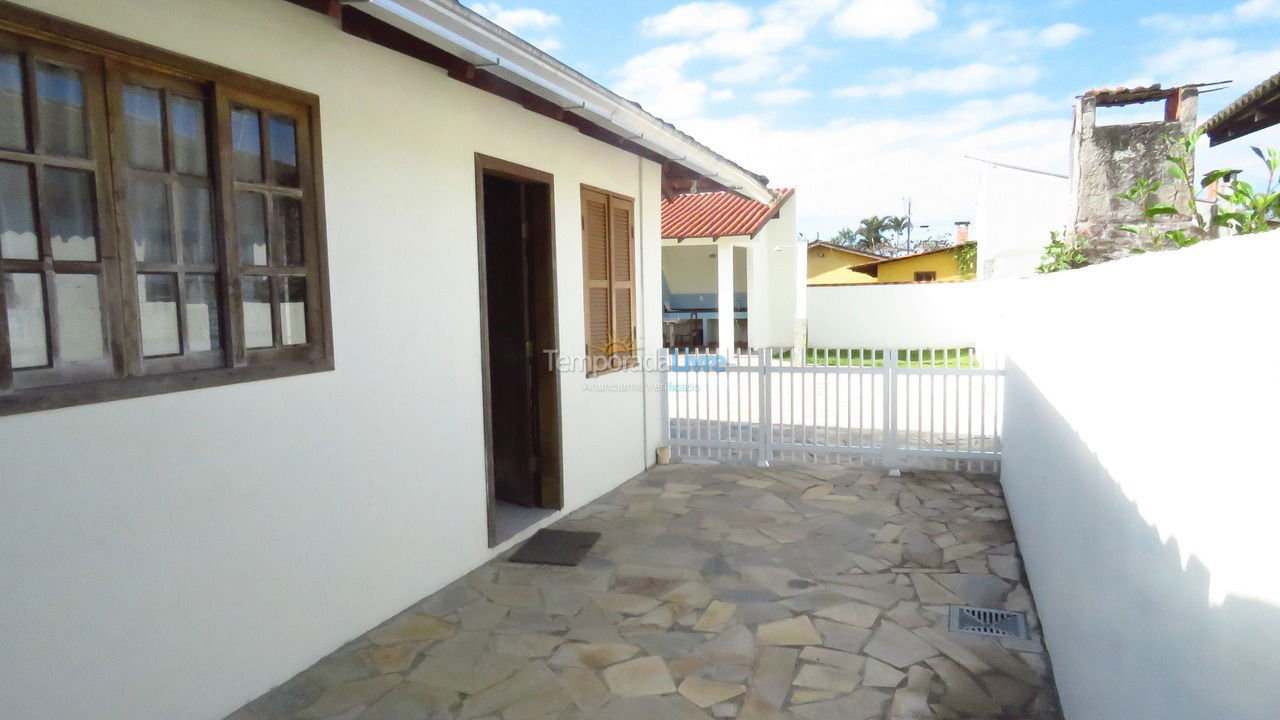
509 529 601 566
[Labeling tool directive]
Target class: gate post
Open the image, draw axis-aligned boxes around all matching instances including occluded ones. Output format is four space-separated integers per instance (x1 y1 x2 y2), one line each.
883 347 901 475
660 347 671 446
757 347 772 467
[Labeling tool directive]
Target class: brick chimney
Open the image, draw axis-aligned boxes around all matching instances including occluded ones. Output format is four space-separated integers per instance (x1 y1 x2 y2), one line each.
954 221 970 244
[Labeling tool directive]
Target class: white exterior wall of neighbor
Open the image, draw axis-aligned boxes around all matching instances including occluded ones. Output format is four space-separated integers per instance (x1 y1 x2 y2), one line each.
0 2 666 720
972 161 1069 280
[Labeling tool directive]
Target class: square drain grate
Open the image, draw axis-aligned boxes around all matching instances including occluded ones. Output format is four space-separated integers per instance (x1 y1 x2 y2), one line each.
949 605 1027 639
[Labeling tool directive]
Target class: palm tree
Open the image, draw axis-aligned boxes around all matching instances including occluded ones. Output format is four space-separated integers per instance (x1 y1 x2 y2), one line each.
830 227 858 246
853 216 891 252
884 215 912 244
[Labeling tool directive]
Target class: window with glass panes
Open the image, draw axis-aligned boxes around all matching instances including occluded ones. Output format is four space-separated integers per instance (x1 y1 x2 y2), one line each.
0 15 330 415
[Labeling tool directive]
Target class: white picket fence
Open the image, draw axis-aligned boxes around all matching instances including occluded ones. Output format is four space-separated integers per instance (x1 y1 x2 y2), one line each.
664 347 1004 473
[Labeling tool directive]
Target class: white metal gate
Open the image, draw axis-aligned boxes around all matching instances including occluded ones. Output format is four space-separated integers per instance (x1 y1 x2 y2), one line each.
664 347 1004 473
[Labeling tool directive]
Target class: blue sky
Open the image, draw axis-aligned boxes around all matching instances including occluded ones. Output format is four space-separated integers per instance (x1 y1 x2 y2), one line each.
468 0 1280 239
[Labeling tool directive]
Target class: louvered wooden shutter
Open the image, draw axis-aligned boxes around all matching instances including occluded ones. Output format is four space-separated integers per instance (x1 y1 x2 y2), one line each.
582 189 611 370
609 196 635 363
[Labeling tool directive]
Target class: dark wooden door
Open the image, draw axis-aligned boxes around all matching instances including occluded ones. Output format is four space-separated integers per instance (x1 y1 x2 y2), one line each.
483 174 539 507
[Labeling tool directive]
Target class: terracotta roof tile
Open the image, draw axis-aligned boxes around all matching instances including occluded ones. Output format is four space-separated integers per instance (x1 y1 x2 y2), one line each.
849 242 972 270
661 189 794 239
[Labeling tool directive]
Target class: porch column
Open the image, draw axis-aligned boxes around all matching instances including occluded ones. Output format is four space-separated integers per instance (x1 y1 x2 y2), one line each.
717 243 734 353
748 242 769 349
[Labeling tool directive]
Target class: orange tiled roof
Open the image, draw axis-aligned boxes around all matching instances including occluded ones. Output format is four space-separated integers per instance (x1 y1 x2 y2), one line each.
661 189 794 240
849 242 971 270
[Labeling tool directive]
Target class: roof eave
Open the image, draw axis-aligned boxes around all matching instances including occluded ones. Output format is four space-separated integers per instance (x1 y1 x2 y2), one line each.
745 188 794 238
345 0 773 203
1201 71 1280 146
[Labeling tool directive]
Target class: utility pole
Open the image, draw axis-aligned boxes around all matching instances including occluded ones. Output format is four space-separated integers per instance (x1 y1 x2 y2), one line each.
903 197 913 245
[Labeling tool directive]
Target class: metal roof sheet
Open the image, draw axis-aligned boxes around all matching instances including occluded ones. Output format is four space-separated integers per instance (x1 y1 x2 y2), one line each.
1201 69 1280 145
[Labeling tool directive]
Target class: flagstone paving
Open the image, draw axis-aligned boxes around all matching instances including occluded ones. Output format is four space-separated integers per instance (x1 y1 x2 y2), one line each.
226 463 1060 720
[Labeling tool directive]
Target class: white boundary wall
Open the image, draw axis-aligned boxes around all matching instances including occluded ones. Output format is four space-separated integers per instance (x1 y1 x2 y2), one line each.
991 231 1280 720
807 282 991 349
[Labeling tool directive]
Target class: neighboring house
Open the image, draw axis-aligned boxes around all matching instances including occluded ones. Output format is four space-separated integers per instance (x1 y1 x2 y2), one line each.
849 242 976 283
660 188 803 351
969 157 1069 279
0 2 777 720
805 240 883 285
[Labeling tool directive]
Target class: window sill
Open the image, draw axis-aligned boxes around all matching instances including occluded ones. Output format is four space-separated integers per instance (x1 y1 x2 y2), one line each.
586 355 639 378
0 357 335 417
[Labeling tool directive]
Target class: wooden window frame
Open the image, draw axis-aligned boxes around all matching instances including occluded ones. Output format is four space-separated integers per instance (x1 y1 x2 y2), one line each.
914 271 937 283
580 185 636 378
0 3 332 416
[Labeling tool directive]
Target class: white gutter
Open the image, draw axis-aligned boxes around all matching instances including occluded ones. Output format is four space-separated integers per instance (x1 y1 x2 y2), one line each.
343 0 774 204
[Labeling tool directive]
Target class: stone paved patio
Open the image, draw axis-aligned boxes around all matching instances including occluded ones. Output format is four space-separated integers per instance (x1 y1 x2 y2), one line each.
227 463 1060 720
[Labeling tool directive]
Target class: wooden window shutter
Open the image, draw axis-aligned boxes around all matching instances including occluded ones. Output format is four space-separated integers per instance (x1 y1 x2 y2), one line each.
608 196 635 361
581 189 611 367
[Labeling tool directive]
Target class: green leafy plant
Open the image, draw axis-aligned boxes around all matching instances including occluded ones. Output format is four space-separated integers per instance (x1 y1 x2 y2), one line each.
955 242 977 277
1214 146 1280 235
1119 131 1280 254
1115 173 1198 252
1036 231 1089 273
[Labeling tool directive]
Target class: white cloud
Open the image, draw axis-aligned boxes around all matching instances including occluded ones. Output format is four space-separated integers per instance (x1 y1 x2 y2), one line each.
1127 37 1280 91
610 1 1086 237
941 19 1087 60
615 43 708 119
469 2 562 52
533 37 563 53
1236 0 1280 19
470 3 560 32
831 0 940 40
754 88 812 106
946 93 1068 121
833 62 1039 98
677 96 1070 235
642 2 753 37
712 56 782 84
1037 22 1088 48
1141 0 1280 34
619 0 840 118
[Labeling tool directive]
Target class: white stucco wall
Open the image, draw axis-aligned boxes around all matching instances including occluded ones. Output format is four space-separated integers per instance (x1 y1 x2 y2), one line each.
972 163 1068 280
806 282 989 349
0 2 664 720
992 232 1280 720
760 194 802 349
661 242 747 295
